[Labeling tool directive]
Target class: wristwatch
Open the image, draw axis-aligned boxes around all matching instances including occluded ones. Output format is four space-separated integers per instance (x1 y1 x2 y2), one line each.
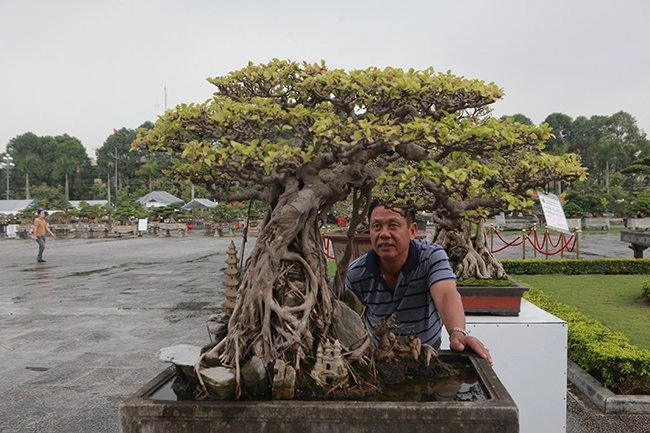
448 327 468 337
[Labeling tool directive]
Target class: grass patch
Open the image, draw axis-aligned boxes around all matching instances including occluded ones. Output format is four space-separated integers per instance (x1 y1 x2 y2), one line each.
457 278 517 287
515 274 650 349
327 259 336 277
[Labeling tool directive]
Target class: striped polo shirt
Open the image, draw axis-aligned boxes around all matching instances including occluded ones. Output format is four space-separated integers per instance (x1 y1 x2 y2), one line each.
344 239 456 347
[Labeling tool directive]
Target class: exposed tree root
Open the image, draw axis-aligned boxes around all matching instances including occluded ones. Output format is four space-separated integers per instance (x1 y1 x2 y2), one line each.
195 187 363 398
434 219 506 280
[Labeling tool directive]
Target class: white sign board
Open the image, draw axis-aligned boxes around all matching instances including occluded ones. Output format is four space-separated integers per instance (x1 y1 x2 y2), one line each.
537 191 569 233
6 224 18 238
137 218 148 232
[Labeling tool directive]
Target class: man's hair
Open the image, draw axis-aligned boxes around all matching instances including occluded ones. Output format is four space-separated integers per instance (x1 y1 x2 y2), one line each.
367 200 416 224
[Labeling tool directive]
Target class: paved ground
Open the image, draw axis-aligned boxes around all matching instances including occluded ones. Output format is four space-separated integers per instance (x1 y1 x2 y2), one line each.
0 234 244 433
0 232 647 432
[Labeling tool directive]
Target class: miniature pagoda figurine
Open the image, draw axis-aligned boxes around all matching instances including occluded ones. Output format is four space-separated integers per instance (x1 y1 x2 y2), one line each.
272 359 296 400
222 240 240 314
311 339 348 386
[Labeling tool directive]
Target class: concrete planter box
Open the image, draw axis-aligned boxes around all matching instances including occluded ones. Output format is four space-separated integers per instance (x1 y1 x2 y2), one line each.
119 352 518 433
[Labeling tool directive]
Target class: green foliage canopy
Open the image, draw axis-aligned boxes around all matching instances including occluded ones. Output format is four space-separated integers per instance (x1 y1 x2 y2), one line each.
136 59 586 225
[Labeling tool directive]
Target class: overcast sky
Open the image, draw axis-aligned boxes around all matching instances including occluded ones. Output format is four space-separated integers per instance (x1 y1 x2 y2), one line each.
2 0 649 156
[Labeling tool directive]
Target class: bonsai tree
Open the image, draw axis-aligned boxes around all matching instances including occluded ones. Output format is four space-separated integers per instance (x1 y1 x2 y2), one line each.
372 123 587 280
135 59 585 396
113 199 148 224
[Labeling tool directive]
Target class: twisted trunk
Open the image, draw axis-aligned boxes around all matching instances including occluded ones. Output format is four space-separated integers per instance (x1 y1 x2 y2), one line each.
432 218 506 280
203 181 338 387
24 173 30 199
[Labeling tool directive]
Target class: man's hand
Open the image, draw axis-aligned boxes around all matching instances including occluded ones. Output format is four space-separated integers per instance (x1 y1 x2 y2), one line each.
450 333 493 366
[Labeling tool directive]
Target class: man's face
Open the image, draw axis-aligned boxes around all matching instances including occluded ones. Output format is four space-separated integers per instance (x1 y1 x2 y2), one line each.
369 206 416 263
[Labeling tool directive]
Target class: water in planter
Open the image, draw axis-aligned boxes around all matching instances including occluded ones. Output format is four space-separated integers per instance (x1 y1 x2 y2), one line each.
149 358 487 402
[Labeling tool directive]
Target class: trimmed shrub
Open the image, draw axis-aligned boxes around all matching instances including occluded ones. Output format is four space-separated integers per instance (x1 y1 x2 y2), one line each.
524 287 650 394
502 258 650 275
642 280 650 303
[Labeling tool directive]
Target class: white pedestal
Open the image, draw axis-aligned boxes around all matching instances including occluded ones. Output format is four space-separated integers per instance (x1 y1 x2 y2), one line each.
442 299 568 433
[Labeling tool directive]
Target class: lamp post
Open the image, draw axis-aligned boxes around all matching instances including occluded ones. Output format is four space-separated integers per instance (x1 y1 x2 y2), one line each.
1 155 14 200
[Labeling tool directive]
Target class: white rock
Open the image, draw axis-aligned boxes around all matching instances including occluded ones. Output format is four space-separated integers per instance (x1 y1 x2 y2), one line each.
201 366 236 399
158 344 202 367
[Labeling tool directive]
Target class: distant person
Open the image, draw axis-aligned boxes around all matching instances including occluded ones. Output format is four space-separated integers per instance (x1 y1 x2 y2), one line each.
32 209 55 263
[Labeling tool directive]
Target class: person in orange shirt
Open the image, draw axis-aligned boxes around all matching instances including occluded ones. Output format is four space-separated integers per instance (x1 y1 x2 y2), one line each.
32 209 55 263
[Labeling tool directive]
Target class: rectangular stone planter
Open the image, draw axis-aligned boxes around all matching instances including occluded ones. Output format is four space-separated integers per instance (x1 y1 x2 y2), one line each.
119 352 518 433
458 283 529 316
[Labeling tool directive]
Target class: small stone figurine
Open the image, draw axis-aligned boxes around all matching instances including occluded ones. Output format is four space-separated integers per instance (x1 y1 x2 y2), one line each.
311 339 348 386
222 240 240 314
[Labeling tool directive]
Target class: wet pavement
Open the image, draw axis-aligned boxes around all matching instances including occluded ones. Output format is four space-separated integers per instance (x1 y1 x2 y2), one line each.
0 234 243 433
0 232 647 432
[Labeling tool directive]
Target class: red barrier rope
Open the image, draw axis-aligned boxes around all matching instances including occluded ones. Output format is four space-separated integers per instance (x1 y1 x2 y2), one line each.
532 230 547 250
323 228 580 259
492 230 524 253
490 228 578 257
322 233 336 260
546 231 563 248
525 235 561 256
561 234 578 253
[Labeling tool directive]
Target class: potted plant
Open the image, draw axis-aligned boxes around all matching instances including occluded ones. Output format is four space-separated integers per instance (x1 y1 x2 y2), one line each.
129 59 585 415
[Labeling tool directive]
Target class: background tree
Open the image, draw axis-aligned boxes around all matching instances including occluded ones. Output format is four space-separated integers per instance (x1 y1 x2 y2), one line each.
30 184 69 210
77 201 110 221
15 207 39 224
209 201 265 223
563 179 611 216
625 188 650 217
53 155 77 201
96 127 140 201
6 133 55 198
136 60 586 395
95 122 159 202
113 199 148 224
562 112 648 191
621 155 650 194
592 112 647 194
53 134 93 199
147 202 191 223
499 113 533 125
88 180 109 200
17 153 41 199
135 160 160 192
541 111 650 215
543 112 574 155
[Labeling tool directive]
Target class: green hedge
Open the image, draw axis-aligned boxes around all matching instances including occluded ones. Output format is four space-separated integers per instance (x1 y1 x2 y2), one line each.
524 286 650 394
502 258 650 275
642 280 650 302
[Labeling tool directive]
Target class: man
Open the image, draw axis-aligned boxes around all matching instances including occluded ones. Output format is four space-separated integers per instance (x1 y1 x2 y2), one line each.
32 209 55 263
345 202 492 365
